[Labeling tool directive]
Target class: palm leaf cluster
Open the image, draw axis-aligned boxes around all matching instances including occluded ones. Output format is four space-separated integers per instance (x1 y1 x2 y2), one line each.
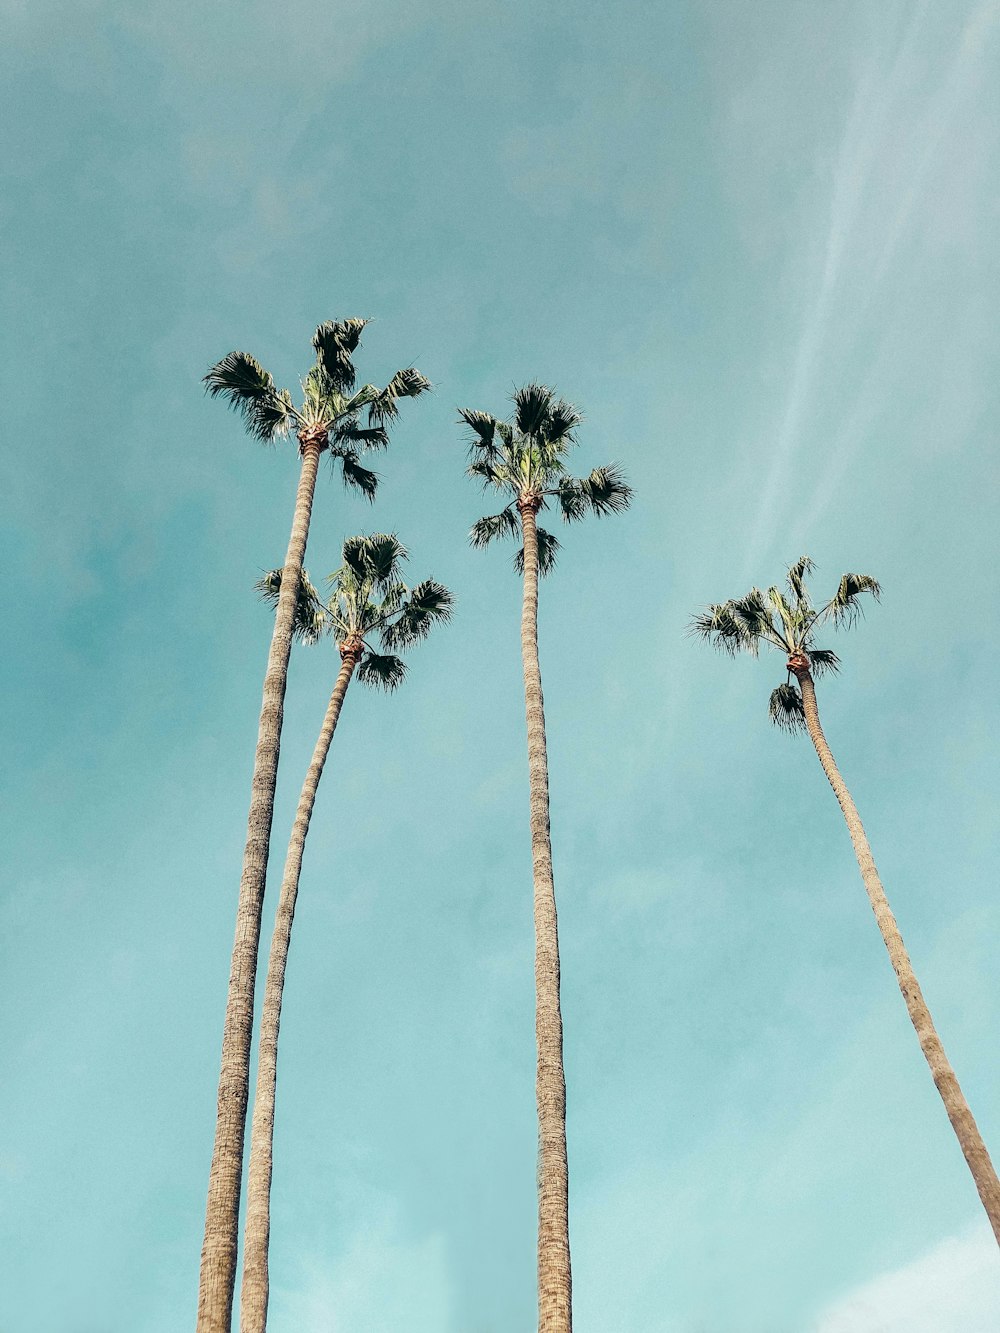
461 383 631 575
691 556 880 731
259 534 453 691
204 319 431 501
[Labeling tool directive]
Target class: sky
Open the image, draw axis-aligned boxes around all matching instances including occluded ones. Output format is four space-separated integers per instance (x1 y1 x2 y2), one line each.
2 0 1000 1329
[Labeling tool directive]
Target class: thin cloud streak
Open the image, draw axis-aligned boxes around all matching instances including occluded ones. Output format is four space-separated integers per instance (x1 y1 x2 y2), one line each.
742 1 996 572
810 1223 1000 1332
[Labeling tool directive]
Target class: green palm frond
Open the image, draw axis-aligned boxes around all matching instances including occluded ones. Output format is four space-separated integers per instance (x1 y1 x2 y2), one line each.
732 589 784 647
769 682 807 733
383 580 455 648
338 452 379 501
312 318 368 392
332 418 391 451
556 465 633 521
366 367 433 426
514 526 560 577
470 508 520 548
808 647 840 677
513 383 555 437
786 555 815 610
467 457 508 488
543 397 584 446
458 408 502 455
357 652 407 692
369 581 408 624
341 533 408 584
204 352 296 441
690 602 754 656
829 572 882 627
256 567 326 643
768 586 797 636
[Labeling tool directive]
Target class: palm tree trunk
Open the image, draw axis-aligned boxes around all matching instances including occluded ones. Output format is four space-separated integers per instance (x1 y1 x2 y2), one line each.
240 651 358 1333
796 667 1000 1244
198 438 324 1333
518 500 572 1333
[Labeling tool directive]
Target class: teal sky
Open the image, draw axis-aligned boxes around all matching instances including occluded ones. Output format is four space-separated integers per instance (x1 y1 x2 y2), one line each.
3 1 1000 1329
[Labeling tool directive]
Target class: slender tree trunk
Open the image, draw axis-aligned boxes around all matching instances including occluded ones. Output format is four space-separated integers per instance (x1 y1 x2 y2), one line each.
518 499 572 1333
794 665 1000 1244
240 650 358 1333
198 438 324 1333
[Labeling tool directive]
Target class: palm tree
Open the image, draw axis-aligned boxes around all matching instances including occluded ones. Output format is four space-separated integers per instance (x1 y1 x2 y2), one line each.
199 324 431 1333
461 385 632 1333
240 535 453 1333
692 556 1000 1245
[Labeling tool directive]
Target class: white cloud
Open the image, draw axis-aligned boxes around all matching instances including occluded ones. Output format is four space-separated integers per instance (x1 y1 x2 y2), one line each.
268 1196 455 1333
811 1224 1000 1333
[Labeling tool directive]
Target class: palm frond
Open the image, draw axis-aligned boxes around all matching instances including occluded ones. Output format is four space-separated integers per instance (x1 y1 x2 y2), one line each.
515 526 560 577
458 408 504 461
256 567 325 643
553 475 587 523
513 383 555 437
341 533 408 584
332 419 390 451
830 572 882 627
690 602 754 656
732 588 784 648
312 319 368 392
556 464 633 521
366 367 432 426
204 352 295 441
371 581 408 623
543 397 584 446
467 457 508 489
383 580 455 648
768 586 796 636
338 452 379 501
357 651 407 692
769 682 807 733
470 508 519 548
786 555 815 611
808 647 840 677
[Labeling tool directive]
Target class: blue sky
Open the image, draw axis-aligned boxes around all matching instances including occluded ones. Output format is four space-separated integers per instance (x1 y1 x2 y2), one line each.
2 1 1000 1329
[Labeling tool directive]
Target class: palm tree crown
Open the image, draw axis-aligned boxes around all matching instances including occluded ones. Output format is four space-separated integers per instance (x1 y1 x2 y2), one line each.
205 319 432 500
460 383 632 572
691 556 881 730
261 532 454 684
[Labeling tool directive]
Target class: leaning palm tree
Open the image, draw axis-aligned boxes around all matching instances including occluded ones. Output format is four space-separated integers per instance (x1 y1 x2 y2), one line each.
692 557 1000 1245
199 324 431 1333
240 535 453 1333
461 385 632 1333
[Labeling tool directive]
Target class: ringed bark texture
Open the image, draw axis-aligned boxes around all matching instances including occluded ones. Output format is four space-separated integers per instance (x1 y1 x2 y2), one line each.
796 667 1000 1245
240 651 358 1333
519 499 573 1332
198 438 323 1333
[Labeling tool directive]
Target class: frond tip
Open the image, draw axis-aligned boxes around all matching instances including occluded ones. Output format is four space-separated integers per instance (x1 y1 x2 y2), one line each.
357 651 407 692
469 508 519 548
383 580 455 649
204 352 295 441
339 452 379 501
808 647 840 677
830 572 882 627
557 465 633 522
769 682 806 733
514 527 560 577
312 318 368 392
256 567 326 643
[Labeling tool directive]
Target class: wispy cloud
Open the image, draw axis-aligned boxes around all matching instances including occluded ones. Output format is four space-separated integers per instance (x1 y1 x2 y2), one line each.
269 1194 454 1332
738 0 1000 572
811 1223 1000 1332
